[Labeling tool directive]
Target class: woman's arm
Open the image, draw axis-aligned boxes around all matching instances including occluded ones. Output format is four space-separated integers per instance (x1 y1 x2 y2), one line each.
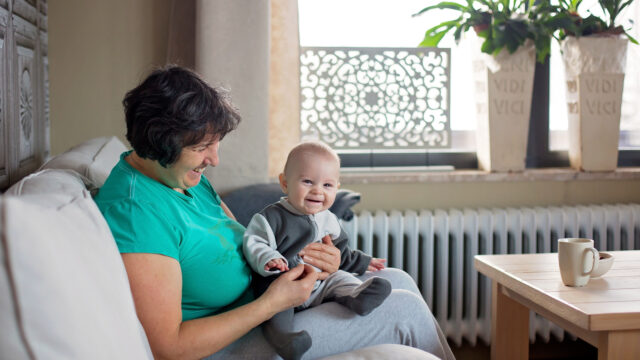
122 253 318 360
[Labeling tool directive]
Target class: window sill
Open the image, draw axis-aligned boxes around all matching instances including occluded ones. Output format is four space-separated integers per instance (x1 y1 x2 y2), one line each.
340 167 640 185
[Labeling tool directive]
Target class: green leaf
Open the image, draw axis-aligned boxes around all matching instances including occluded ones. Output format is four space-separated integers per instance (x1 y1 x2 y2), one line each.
412 2 469 17
545 13 577 30
505 34 521 53
570 0 583 12
419 21 460 47
480 39 495 54
507 19 530 39
452 23 467 42
419 30 449 47
534 36 551 62
482 0 500 13
475 26 491 39
626 31 639 45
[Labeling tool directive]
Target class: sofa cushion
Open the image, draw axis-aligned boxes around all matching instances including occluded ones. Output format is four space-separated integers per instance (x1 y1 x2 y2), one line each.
320 344 441 360
0 192 152 359
5 169 87 203
40 136 127 189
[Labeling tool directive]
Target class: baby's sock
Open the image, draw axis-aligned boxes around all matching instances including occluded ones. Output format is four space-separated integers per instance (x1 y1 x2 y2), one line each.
335 277 392 316
264 328 312 360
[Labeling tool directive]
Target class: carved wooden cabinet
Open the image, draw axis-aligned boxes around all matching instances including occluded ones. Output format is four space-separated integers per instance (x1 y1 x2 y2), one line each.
0 0 48 190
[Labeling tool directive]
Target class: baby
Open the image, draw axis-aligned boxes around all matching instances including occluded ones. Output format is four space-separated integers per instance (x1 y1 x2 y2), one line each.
243 141 391 360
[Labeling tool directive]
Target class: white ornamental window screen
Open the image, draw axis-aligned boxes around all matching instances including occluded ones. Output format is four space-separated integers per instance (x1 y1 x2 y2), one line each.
300 47 451 151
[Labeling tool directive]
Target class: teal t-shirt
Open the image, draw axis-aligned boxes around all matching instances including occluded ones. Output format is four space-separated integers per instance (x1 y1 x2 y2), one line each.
95 151 252 321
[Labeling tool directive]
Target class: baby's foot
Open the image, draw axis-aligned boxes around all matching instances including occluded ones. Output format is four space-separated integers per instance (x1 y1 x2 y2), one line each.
335 277 392 316
271 330 312 360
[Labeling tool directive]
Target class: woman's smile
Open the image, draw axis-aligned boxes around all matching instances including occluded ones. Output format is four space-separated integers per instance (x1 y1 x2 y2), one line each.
190 166 207 177
187 166 206 181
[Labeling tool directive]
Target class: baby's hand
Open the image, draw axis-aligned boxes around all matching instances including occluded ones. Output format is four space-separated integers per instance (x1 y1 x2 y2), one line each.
265 258 289 272
367 258 386 272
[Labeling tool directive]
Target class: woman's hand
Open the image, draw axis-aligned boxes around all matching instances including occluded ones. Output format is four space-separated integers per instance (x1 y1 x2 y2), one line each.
261 264 318 315
368 257 386 272
298 235 341 280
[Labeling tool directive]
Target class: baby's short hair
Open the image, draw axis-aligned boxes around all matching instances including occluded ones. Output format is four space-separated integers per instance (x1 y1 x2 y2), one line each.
283 140 340 176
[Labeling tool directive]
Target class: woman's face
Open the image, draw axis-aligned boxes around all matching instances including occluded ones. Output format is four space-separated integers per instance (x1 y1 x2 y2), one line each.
155 136 220 192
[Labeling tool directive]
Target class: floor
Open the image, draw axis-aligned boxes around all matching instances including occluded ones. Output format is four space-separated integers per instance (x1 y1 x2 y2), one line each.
451 336 597 360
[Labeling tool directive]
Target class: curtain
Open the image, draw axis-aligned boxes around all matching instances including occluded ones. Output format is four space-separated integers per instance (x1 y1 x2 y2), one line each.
166 0 301 192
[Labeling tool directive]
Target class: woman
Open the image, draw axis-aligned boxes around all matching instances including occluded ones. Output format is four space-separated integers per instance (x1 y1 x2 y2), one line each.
95 65 454 360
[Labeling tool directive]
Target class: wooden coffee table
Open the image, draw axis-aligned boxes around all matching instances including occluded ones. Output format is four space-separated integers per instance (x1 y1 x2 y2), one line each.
474 250 640 360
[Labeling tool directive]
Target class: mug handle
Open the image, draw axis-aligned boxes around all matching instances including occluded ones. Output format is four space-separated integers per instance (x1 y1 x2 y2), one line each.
583 247 599 275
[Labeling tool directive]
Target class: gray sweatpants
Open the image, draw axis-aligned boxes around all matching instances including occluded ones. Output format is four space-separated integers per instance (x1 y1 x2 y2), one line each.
300 269 365 309
203 268 455 360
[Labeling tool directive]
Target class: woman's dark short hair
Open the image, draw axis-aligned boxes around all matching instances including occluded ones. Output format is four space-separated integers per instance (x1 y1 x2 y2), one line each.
123 65 241 167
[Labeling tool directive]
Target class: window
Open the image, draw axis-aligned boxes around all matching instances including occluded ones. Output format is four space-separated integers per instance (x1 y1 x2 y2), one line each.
299 0 477 168
298 0 640 168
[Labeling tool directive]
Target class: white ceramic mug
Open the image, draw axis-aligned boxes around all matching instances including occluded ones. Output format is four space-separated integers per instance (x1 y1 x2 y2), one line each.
558 238 599 287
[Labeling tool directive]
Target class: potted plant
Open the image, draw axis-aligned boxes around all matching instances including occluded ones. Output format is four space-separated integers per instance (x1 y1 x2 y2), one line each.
414 0 564 172
554 0 637 171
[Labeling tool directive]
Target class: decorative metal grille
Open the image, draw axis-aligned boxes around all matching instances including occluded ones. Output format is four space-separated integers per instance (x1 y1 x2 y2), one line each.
300 47 450 150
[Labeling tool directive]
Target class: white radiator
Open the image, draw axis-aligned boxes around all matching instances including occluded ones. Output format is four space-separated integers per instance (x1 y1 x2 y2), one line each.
341 204 640 347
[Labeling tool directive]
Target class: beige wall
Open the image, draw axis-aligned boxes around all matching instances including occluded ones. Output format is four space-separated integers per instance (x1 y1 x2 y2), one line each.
47 1 640 210
49 0 171 154
346 180 640 212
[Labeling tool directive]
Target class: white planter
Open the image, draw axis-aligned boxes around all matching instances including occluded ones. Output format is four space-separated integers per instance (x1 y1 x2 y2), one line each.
473 42 536 172
561 36 628 171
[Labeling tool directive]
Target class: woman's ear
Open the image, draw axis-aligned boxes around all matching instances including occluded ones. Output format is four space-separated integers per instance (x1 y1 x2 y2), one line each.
278 173 288 194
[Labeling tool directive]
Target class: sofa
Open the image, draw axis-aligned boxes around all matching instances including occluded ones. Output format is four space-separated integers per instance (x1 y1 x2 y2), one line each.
0 136 440 360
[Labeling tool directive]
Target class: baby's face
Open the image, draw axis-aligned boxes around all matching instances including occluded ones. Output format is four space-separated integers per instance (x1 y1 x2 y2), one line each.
281 153 340 215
